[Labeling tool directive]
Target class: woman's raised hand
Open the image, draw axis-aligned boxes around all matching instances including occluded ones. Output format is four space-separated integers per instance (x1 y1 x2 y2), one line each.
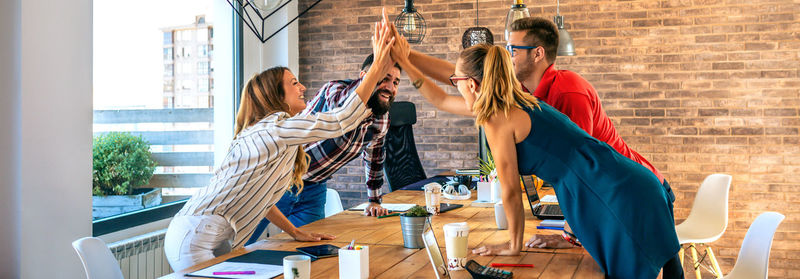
371 8 396 76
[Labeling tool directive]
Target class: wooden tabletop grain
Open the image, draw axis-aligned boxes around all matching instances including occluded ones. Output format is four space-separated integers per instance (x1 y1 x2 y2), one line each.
160 189 603 278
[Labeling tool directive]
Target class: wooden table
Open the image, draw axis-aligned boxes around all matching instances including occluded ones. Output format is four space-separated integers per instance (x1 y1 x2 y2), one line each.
161 190 603 278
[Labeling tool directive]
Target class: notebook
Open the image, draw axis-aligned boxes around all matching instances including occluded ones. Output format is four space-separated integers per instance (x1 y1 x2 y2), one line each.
347 203 417 212
186 250 315 279
521 175 564 220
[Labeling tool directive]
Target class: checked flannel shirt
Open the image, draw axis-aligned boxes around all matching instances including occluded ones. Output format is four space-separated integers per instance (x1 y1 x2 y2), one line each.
300 78 388 201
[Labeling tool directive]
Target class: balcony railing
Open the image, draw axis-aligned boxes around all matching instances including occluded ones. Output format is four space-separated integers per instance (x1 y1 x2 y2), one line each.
93 108 215 189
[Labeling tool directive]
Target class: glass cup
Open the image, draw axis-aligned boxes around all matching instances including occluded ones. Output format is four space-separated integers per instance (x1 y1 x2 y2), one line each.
443 222 470 270
424 183 442 215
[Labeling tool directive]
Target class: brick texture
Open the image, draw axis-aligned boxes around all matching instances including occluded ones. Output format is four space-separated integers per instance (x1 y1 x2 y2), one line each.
297 0 800 277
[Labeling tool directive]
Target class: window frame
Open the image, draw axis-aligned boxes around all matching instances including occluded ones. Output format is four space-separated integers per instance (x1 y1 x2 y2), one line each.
92 6 245 237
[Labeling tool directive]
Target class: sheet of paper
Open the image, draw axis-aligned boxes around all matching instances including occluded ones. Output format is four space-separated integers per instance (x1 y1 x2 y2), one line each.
187 261 282 279
348 203 417 212
540 195 558 203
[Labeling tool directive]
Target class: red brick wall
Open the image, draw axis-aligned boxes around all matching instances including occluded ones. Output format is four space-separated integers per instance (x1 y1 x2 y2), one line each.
297 0 800 277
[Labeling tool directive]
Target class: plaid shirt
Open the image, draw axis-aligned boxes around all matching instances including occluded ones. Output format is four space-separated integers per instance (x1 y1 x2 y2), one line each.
301 78 388 200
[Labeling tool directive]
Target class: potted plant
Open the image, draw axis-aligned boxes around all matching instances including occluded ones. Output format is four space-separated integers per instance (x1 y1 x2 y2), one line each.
478 152 502 202
92 132 159 219
399 205 430 249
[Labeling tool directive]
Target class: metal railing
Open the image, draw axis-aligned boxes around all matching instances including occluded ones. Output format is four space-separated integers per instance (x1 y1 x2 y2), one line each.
93 108 215 189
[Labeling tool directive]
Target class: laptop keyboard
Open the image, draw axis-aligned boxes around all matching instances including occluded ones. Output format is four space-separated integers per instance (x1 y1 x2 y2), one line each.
543 205 562 216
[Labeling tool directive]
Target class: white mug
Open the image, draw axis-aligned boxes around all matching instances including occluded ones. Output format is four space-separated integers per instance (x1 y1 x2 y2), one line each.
283 255 311 279
494 201 508 230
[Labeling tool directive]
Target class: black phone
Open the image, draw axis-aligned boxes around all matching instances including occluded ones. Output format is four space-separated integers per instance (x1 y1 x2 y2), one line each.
296 244 339 259
439 203 463 213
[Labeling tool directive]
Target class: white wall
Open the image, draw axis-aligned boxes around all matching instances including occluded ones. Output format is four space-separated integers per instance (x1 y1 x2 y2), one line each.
0 0 21 277
20 0 93 278
243 1 299 77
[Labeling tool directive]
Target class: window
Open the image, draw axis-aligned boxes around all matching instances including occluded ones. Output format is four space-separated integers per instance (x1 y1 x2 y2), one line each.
163 31 173 44
92 0 239 231
198 61 209 74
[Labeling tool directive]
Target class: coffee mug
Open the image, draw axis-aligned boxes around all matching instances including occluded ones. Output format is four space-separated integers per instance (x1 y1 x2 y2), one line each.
283 255 311 279
494 201 508 230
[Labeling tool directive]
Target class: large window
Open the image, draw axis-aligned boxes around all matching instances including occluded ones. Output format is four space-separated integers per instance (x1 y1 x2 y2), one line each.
92 0 238 229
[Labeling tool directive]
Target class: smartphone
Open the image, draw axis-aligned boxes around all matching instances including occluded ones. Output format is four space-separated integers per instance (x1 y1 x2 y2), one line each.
296 244 340 259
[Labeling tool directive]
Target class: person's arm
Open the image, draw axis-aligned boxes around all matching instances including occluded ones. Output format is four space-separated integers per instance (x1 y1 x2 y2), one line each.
362 133 389 216
265 206 335 241
391 35 472 116
472 112 524 256
407 50 456 85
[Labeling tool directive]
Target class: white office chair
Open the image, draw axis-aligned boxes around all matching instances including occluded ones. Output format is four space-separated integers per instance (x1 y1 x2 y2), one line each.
72 237 124 279
675 173 732 278
724 212 785 279
324 188 344 217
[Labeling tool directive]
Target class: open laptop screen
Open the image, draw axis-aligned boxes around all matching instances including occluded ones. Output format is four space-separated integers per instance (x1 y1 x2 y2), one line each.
521 175 540 205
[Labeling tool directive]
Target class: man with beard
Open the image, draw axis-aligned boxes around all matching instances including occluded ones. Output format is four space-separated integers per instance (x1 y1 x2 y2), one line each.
246 54 401 245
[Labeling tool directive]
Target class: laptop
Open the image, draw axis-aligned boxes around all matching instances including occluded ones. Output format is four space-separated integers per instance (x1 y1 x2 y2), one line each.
521 175 564 220
421 222 450 279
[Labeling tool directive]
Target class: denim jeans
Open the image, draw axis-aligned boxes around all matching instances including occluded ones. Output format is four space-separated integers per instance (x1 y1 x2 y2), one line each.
245 181 328 245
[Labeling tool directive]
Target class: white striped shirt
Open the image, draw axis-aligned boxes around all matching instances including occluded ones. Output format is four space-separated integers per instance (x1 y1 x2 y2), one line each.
176 92 370 248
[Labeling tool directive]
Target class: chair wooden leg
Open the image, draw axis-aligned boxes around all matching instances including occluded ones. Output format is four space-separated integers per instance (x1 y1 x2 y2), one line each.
690 243 702 279
679 246 685 268
705 246 723 278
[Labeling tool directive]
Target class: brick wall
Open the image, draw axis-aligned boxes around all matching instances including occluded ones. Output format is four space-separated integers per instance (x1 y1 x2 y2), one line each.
297 0 800 277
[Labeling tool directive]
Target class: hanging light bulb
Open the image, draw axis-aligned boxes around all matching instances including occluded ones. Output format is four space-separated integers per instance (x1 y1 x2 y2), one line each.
504 0 530 42
554 0 575 56
404 16 417 32
395 0 427 44
249 0 284 14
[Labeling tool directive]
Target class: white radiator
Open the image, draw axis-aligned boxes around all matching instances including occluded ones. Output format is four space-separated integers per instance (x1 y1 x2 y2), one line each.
108 229 172 279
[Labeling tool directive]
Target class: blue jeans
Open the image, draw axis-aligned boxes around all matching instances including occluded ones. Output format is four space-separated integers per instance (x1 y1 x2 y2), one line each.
245 181 327 245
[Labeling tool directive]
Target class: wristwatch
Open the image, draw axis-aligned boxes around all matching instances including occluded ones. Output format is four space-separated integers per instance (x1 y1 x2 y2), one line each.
368 196 382 204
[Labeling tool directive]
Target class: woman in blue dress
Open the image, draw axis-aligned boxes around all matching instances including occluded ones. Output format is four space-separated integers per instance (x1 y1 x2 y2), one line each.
392 36 681 277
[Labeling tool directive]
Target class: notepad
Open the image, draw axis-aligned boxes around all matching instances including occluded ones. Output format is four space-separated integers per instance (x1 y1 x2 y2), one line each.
186 250 315 279
540 195 558 203
348 203 417 212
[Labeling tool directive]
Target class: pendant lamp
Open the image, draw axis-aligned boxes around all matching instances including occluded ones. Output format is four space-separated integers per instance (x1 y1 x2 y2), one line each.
461 0 494 49
395 0 427 44
554 0 575 56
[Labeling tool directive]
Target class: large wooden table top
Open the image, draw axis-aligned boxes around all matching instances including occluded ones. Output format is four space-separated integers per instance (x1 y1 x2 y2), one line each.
161 189 603 278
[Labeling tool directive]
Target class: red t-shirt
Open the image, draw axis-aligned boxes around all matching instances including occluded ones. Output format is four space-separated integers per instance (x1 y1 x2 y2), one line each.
524 64 665 183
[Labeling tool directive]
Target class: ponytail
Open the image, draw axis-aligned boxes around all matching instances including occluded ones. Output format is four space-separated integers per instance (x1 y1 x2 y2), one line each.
460 44 538 126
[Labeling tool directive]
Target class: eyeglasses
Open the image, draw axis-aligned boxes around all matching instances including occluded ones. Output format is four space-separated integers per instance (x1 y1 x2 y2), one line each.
505 44 539 57
448 74 480 87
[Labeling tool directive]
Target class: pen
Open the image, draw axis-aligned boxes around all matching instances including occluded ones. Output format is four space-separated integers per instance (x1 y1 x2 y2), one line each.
212 271 256 275
348 239 355 249
377 212 401 219
490 263 534 268
536 226 564 230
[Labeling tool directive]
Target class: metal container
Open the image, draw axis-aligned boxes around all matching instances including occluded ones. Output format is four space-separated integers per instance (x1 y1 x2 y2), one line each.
399 215 429 249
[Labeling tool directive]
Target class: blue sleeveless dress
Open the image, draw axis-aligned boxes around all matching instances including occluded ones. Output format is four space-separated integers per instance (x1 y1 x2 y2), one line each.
515 102 680 278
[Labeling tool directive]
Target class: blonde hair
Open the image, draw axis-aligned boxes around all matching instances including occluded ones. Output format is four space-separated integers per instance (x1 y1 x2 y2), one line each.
234 66 309 193
459 44 539 126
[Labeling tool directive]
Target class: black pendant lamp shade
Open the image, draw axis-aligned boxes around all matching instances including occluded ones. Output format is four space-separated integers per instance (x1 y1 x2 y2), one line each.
461 0 493 49
395 0 427 44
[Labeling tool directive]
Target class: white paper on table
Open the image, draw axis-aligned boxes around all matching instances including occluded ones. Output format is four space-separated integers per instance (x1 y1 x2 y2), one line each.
186 261 282 279
540 195 558 203
348 203 417 212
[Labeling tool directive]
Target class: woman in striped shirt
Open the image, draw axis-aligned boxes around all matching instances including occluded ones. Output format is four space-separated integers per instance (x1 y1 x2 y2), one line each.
164 22 397 271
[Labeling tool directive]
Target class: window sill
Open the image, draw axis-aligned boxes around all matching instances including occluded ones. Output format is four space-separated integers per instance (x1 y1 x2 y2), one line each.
92 199 186 236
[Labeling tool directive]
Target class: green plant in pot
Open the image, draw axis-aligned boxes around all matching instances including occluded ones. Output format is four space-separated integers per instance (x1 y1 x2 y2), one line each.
92 132 159 219
400 205 431 249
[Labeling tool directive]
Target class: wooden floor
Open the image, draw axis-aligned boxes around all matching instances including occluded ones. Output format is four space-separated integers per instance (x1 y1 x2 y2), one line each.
161 190 604 278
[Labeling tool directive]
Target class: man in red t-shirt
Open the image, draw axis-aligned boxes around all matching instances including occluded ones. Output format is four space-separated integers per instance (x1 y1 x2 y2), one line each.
405 18 680 276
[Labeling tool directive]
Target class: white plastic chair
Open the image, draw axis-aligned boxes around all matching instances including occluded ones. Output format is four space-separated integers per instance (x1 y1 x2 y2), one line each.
675 173 732 278
71 237 124 279
724 212 785 279
324 188 344 218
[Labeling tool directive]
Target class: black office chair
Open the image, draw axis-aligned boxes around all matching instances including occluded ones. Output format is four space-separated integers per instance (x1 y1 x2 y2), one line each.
383 101 427 191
